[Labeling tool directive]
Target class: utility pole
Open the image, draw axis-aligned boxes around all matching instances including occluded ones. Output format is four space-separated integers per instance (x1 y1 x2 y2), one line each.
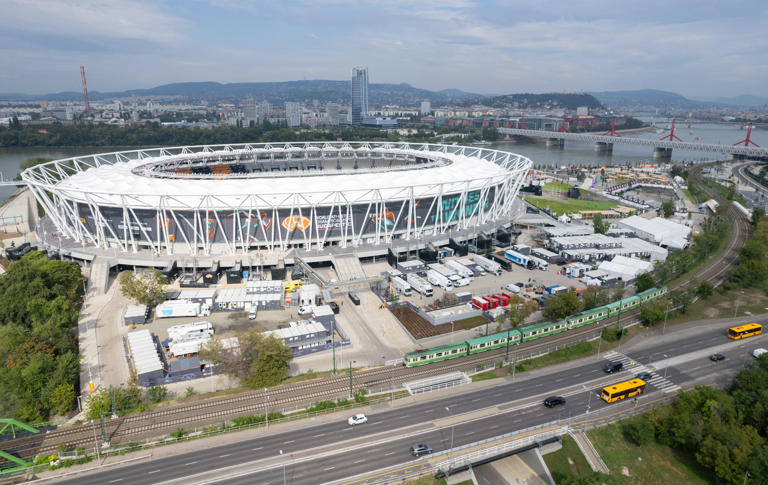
332 319 336 375
505 328 511 363
264 388 269 429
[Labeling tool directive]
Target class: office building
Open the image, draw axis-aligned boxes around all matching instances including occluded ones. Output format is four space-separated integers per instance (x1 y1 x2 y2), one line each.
420 101 431 115
285 102 302 127
350 67 369 125
326 102 340 125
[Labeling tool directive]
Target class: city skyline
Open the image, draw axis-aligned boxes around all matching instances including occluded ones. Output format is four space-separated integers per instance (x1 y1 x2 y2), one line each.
1 1 766 98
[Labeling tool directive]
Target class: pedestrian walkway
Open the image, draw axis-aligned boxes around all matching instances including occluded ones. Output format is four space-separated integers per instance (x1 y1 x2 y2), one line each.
601 350 681 393
569 430 609 474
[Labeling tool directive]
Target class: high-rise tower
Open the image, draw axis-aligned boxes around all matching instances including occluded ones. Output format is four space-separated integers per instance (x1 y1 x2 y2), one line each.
350 67 369 125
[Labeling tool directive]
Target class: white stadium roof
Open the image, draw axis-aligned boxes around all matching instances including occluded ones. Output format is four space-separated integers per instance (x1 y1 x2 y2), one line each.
52 148 510 209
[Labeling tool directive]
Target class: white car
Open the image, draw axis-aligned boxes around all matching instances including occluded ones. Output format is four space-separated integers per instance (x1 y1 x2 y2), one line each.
753 348 767 358
347 413 368 426
298 306 313 316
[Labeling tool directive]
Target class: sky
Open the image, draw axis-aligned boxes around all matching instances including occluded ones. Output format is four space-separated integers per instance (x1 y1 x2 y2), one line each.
1 0 767 98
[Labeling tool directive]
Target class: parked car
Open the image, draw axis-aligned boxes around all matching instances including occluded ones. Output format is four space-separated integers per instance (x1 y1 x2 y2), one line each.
410 444 433 457
753 348 767 358
328 301 340 314
347 414 368 426
710 353 725 362
543 396 566 408
636 372 653 381
603 361 623 373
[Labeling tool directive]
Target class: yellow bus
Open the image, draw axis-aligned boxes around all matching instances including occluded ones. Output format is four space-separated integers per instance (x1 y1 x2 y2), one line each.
601 378 647 403
727 323 762 340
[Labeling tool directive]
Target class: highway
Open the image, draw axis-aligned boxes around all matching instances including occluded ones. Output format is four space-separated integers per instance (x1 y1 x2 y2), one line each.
51 316 768 485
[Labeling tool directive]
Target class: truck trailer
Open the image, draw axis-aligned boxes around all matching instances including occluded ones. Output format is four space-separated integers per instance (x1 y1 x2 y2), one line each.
444 260 474 280
391 276 412 296
473 254 502 276
406 273 433 297
155 300 200 318
426 269 453 290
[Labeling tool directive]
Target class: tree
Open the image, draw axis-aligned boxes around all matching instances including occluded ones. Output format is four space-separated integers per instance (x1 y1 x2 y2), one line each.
661 201 675 218
48 383 75 416
246 334 292 388
581 286 609 311
147 385 168 404
507 296 538 328
592 213 608 234
640 299 668 327
119 269 166 306
696 281 714 299
635 272 656 292
752 207 765 227
201 329 291 388
542 288 582 320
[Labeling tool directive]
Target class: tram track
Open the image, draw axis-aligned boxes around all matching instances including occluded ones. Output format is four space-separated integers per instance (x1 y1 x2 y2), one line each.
1 165 751 462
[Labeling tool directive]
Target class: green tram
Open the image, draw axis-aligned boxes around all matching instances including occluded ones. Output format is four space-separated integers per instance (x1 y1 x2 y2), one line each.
404 286 667 367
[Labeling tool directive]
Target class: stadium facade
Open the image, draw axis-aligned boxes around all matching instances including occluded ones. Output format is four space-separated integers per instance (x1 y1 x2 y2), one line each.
22 142 532 256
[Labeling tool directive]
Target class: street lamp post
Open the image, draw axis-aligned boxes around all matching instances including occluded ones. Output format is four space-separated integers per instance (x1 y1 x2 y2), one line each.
445 407 455 472
349 360 356 398
585 385 593 414
279 449 286 485
505 328 511 364
90 419 101 465
264 387 269 429
332 319 336 375
663 354 669 379
662 300 671 335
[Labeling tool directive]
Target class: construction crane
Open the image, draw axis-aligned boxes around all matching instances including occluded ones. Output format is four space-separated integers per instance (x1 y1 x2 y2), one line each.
80 65 91 117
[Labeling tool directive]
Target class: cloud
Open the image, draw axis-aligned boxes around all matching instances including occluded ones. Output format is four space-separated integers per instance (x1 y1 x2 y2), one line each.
0 0 188 44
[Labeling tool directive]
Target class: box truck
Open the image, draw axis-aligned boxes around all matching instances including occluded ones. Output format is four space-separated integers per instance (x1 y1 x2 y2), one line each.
426 269 453 291
473 254 502 276
406 273 433 297
391 276 412 296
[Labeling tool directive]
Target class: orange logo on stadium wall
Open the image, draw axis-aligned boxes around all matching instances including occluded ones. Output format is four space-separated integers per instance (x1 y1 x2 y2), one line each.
282 215 311 232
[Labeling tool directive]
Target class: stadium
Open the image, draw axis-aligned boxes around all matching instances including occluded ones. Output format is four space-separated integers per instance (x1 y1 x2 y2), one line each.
22 142 532 257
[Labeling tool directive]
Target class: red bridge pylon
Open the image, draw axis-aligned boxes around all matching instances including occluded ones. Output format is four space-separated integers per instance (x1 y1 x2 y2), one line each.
659 119 683 142
734 123 760 147
602 118 621 137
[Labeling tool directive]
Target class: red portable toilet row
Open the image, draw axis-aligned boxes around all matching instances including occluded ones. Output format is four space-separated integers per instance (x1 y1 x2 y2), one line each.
472 297 489 311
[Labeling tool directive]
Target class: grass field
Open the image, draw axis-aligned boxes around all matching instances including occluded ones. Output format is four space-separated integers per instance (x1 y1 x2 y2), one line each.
543 181 573 193
523 196 618 216
682 188 697 204
670 288 768 324
543 434 594 482
587 423 713 484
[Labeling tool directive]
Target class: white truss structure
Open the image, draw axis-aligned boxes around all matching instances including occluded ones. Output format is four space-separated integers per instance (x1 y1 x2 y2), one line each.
498 128 768 158
22 142 531 256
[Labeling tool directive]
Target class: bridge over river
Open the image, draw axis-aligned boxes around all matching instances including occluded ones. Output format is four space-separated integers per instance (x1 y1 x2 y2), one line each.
497 127 768 159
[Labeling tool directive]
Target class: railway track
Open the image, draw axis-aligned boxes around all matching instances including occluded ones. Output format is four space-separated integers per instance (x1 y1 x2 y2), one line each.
1 164 751 463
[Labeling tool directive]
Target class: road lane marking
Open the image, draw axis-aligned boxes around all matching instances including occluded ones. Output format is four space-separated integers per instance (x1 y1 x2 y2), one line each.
219 454 231 458
147 470 161 474
324 466 336 471
471 398 481 402
284 440 295 444
354 459 366 464
109 480 123 483
371 421 381 425
313 433 326 437
385 452 395 456
251 447 263 451
185 461 198 465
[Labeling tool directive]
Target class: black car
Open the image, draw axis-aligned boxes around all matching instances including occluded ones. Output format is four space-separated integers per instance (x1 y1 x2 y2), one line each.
410 444 433 457
710 353 726 362
603 361 623 373
328 301 340 314
636 372 653 381
544 396 566 408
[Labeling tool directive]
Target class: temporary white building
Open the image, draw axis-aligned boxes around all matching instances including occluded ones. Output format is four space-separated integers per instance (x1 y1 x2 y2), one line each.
613 215 691 250
597 255 654 282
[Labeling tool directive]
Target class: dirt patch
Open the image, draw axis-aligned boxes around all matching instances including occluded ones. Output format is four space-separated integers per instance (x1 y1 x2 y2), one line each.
391 305 456 339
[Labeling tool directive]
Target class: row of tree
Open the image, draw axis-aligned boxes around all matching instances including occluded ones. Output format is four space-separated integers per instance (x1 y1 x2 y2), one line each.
726 213 768 291
620 356 768 484
0 252 85 422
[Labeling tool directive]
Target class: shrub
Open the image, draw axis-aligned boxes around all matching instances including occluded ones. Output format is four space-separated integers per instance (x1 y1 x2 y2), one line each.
621 416 654 446
170 428 187 439
147 385 168 404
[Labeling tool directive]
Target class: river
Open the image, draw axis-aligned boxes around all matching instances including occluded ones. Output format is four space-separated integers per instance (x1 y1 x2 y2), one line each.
1 121 765 203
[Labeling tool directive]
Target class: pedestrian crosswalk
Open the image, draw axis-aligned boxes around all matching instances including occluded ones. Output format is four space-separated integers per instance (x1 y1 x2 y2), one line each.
602 350 682 394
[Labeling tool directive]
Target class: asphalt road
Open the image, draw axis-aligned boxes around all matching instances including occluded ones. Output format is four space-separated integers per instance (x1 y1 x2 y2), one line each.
54 318 767 485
